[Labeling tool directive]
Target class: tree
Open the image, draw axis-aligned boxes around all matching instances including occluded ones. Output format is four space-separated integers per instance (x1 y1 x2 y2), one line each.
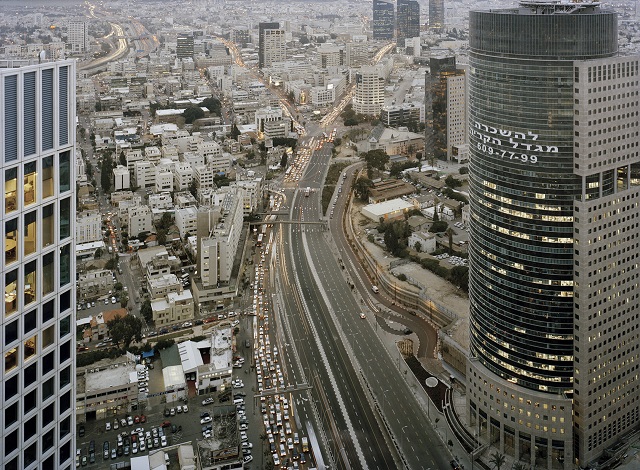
158 212 173 230
429 221 448 233
157 229 167 245
105 257 118 270
114 282 123 291
414 241 422 253
445 227 454 253
119 293 129 308
106 314 142 349
183 105 205 124
119 150 127 167
363 149 389 172
512 463 526 470
94 247 104 259
201 97 222 116
353 177 373 201
100 155 112 192
140 300 153 324
448 266 469 292
459 166 469 175
445 175 462 188
489 451 506 470
280 152 288 167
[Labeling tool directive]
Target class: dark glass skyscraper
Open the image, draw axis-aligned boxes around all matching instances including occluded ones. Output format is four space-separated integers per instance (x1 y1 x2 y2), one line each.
372 0 395 40
396 0 420 46
428 0 444 32
466 2 640 468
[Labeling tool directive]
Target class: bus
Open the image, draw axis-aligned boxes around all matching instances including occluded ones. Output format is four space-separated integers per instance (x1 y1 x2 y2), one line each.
256 234 264 246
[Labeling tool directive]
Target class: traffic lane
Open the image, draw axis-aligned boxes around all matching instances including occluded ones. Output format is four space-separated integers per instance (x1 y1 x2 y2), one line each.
307 230 445 470
289 227 392 469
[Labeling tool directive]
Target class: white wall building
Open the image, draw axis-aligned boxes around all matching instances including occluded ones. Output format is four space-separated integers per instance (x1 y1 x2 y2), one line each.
76 211 102 244
113 165 130 191
127 205 153 238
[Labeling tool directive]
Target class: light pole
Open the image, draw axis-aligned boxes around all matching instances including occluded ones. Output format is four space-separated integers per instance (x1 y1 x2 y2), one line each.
382 388 390 416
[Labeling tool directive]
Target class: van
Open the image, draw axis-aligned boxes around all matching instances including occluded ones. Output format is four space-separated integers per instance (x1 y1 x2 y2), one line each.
371 285 379 294
233 398 245 405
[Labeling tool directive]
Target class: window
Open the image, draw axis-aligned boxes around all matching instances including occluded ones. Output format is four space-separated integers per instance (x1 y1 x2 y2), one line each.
59 416 70 439
5 167 17 214
59 441 71 466
42 325 54 349
59 244 70 287
4 402 18 427
42 251 54 296
42 203 55 248
24 210 36 256
24 309 36 333
24 389 37 413
59 151 70 193
24 334 37 362
4 319 18 345
24 260 36 306
4 430 18 457
5 269 18 316
24 442 37 467
42 351 54 374
60 390 71 413
60 291 70 313
24 363 37 387
60 198 70 240
43 403 55 426
42 429 54 452
24 161 37 207
24 416 37 441
42 299 54 323
60 366 71 387
60 340 71 362
42 377 54 400
42 155 54 199
5 218 18 265
5 375 18 399
4 347 18 372
60 315 70 337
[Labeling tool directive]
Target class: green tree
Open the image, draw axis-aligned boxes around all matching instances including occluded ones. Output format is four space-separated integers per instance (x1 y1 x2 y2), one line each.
353 177 373 201
280 152 288 167
119 150 127 167
140 300 153 324
105 257 118 270
114 282 123 291
201 97 222 116
183 105 205 124
459 166 469 175
119 293 129 308
448 266 469 292
94 247 104 259
157 229 167 245
158 212 173 230
445 175 462 188
155 338 175 350
512 463 526 470
363 149 389 171
100 155 112 192
106 314 142 349
429 221 448 233
489 451 506 470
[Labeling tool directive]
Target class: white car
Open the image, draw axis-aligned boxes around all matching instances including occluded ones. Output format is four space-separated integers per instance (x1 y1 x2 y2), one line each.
241 442 253 449
160 436 167 447
183 405 189 413
200 416 212 424
111 296 117 304
240 431 248 442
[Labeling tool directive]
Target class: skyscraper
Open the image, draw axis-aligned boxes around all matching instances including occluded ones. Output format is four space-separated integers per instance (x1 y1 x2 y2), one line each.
396 0 420 47
176 33 194 59
428 0 444 32
1 59 76 469
466 2 639 468
429 56 466 161
258 22 282 68
67 21 88 53
372 0 395 40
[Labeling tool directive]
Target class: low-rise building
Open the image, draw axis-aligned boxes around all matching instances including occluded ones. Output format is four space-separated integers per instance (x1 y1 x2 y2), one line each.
173 162 193 191
113 165 130 191
408 231 437 253
361 198 417 222
151 290 194 326
76 210 102 244
77 269 114 300
134 160 156 188
127 205 153 238
148 273 183 299
175 206 199 239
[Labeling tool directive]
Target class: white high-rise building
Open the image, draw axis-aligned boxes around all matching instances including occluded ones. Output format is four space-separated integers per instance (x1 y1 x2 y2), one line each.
1 59 76 470
353 65 386 116
262 29 286 68
67 21 89 53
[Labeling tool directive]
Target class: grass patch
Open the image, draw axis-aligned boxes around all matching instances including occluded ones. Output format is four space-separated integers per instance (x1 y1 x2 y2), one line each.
322 161 351 214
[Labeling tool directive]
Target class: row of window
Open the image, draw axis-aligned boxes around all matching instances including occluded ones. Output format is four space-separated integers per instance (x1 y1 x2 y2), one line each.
4 151 71 216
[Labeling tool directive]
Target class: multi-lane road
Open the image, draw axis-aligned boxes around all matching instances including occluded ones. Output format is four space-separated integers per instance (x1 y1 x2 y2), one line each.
266 139 451 469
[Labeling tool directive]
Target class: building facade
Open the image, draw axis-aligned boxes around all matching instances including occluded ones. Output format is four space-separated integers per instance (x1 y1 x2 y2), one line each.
396 0 420 47
1 60 76 470
429 56 466 161
373 0 395 40
428 0 444 32
176 33 194 59
353 65 386 116
466 3 639 469
258 22 283 68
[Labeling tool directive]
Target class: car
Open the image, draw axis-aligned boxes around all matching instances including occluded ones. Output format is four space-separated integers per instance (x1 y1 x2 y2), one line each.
360 312 366 319
183 404 189 413
127 416 134 426
86 303 91 309
161 421 171 428
138 381 148 387
111 296 117 304
140 415 146 423
239 423 248 431
89 452 95 464
153 438 159 448
120 418 127 427
105 422 111 432
139 440 146 452
200 416 212 424
79 425 85 437
242 442 253 449
163 408 171 417
132 442 138 454
161 436 167 447
233 381 244 389
293 433 299 445
231 320 240 327
176 405 183 413
182 321 192 327
170 408 176 416
243 454 253 463
273 454 280 466
240 431 248 442
171 424 178 433
134 415 140 423
91 301 96 307
451 460 462 469
202 397 215 405
104 298 109 305
111 448 117 459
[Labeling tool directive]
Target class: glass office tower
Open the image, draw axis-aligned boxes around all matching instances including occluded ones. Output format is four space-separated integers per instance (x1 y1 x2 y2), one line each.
373 0 395 40
467 2 640 468
396 0 420 46
0 59 76 470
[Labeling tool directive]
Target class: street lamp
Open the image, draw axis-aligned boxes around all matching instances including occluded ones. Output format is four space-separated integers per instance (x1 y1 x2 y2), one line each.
382 388 390 416
401 425 408 453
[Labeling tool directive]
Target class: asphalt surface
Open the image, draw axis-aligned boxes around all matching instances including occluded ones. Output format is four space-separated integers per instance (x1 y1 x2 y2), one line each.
268 141 452 470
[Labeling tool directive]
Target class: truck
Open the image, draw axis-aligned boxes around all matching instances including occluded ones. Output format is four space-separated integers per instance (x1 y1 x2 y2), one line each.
301 436 309 453
304 187 310 197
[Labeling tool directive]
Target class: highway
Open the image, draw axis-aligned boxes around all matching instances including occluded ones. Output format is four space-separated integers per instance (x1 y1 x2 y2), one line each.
266 138 451 469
